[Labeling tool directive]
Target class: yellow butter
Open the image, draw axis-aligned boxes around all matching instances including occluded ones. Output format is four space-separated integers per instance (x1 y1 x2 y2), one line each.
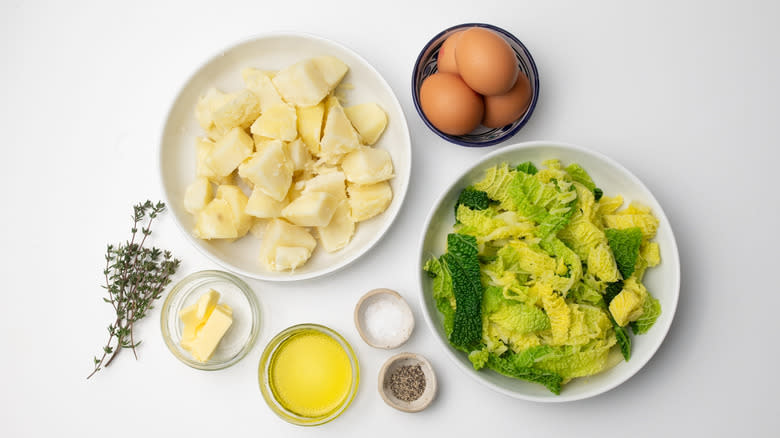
196 289 220 321
178 304 201 351
178 303 200 327
190 304 233 362
179 290 228 356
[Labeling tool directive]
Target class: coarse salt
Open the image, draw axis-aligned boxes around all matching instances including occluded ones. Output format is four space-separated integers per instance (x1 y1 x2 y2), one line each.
362 295 412 347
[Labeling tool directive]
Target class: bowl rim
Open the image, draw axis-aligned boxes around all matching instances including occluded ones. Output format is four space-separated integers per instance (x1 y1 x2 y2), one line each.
416 140 681 402
159 269 261 370
353 288 415 349
157 31 412 282
411 22 540 147
257 323 360 426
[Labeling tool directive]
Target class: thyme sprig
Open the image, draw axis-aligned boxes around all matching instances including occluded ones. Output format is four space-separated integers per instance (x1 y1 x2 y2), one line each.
87 200 181 379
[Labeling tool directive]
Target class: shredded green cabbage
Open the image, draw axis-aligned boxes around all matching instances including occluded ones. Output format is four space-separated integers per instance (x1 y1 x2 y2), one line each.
424 160 663 394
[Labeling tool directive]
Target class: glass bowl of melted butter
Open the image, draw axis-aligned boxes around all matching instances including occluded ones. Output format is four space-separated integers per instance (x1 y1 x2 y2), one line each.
258 324 360 426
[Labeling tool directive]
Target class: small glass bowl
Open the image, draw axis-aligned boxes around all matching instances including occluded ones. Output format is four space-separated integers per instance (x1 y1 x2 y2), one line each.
411 23 540 147
160 270 261 370
258 324 360 426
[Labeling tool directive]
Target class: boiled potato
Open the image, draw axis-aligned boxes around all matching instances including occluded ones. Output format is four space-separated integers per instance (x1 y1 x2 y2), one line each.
259 219 317 271
281 191 339 227
212 89 261 132
272 59 331 107
302 171 346 199
317 200 355 252
189 56 396 271
216 185 252 237
285 138 312 172
241 68 284 112
245 188 288 219
237 140 292 202
340 147 394 185
347 181 392 222
195 88 234 131
312 56 349 90
194 198 238 239
184 177 213 214
273 246 312 272
250 103 297 141
206 128 254 178
344 103 387 145
320 96 361 163
296 102 325 155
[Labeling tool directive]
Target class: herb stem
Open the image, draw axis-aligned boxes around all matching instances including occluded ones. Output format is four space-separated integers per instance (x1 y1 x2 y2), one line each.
88 201 180 379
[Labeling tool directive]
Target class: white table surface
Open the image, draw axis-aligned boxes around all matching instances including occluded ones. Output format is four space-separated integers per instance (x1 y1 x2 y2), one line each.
2 0 778 436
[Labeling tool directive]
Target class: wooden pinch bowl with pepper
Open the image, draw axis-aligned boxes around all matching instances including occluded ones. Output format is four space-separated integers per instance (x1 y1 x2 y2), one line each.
378 352 437 412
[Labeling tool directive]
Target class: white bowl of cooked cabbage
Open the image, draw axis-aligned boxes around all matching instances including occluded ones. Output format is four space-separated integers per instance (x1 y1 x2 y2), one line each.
159 33 411 281
417 141 679 402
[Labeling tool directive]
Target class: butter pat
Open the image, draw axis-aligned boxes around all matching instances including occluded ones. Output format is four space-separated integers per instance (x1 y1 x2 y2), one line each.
178 290 234 362
189 304 234 363
196 289 220 321
178 304 201 351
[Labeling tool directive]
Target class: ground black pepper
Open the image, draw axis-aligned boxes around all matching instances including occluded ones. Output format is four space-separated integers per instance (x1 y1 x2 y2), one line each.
389 364 426 402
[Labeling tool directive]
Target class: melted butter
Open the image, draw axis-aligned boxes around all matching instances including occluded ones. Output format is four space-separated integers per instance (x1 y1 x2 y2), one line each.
269 329 352 418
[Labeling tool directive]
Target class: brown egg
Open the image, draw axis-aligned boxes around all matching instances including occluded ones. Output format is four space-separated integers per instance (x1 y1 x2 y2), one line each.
436 31 464 74
455 27 519 96
482 71 532 128
419 72 484 136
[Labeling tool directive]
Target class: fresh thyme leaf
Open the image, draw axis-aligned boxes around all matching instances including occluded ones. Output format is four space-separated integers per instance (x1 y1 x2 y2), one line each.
87 200 180 380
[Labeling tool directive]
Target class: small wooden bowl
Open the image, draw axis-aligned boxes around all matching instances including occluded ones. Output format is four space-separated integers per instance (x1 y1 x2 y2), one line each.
378 352 437 412
354 288 414 349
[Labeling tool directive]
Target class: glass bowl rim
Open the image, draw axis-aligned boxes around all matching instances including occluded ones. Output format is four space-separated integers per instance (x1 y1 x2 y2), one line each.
258 323 360 426
160 269 261 371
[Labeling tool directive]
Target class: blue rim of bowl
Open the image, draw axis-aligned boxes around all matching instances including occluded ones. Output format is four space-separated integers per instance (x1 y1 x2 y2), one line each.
411 23 540 147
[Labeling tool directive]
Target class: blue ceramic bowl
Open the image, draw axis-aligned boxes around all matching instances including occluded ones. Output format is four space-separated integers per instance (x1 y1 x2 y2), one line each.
412 23 539 147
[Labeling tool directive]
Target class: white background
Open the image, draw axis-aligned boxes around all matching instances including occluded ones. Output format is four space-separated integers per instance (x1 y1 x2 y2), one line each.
1 0 778 436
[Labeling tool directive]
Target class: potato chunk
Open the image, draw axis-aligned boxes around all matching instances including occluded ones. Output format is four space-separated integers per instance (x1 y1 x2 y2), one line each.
296 102 325 155
250 103 297 141
273 247 311 272
302 171 346 200
285 138 311 172
320 96 361 163
206 128 254 178
344 103 387 145
245 188 288 218
195 88 234 131
311 56 349 90
212 89 261 132
216 185 252 237
272 59 331 107
259 219 317 271
281 191 339 227
184 177 213 214
238 140 292 201
195 137 217 178
241 68 284 112
341 147 394 185
194 198 238 239
317 200 355 252
347 181 392 222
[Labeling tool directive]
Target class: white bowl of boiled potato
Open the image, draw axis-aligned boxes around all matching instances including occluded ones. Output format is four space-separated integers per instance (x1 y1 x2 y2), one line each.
159 33 411 281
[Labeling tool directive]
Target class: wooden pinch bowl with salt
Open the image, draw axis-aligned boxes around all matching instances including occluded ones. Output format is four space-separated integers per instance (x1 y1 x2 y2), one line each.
354 288 415 349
